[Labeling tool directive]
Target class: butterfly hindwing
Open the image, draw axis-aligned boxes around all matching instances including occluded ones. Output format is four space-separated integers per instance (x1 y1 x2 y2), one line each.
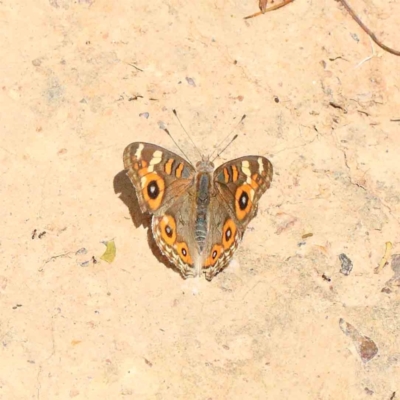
151 199 199 278
201 196 243 280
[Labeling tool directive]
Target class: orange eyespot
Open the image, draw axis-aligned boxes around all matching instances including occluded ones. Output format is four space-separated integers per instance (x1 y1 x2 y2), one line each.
175 242 193 264
222 219 236 250
234 185 253 220
158 215 177 246
142 173 165 210
204 244 223 268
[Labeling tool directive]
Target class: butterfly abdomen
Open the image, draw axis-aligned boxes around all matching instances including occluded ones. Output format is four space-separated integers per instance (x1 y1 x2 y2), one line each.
195 173 212 252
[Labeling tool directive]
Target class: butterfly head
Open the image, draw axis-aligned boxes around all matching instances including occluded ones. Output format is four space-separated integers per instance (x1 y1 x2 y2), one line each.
195 156 215 173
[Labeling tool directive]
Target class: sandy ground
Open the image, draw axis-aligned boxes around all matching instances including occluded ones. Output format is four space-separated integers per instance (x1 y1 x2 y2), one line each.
1 0 400 398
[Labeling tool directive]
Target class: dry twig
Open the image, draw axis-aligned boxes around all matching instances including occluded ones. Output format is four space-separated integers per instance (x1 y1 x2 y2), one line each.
245 0 400 57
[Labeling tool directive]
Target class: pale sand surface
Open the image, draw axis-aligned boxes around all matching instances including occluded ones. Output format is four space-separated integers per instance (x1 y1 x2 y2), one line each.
1 0 400 398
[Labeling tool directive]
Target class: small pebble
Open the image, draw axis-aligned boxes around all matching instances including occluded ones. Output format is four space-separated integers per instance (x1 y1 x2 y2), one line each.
75 248 87 256
350 32 359 42
391 254 400 275
80 261 90 267
339 253 353 276
185 77 196 87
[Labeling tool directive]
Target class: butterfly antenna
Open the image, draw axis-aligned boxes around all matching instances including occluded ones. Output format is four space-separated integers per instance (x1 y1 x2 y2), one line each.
211 134 239 163
173 109 202 159
209 114 246 161
160 123 192 162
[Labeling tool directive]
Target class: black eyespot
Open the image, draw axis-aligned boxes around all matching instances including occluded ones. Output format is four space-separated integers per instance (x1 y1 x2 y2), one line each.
225 228 232 242
212 250 218 259
165 225 173 238
147 180 159 199
239 191 249 210
182 248 187 257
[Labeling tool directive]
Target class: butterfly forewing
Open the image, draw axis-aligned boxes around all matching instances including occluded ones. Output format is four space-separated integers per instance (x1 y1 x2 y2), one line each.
123 142 195 214
214 156 273 227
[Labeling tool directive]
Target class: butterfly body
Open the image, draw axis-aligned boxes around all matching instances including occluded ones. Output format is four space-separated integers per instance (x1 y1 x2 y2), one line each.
123 142 273 281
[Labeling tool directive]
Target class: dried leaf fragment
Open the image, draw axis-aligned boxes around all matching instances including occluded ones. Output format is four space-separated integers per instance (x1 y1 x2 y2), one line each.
375 242 392 274
245 0 294 20
339 318 378 363
100 240 116 263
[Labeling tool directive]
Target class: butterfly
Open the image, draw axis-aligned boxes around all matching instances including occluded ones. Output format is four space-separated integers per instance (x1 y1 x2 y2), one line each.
123 142 273 280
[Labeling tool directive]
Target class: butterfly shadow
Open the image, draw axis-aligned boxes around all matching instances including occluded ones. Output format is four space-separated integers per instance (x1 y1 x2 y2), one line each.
113 170 182 277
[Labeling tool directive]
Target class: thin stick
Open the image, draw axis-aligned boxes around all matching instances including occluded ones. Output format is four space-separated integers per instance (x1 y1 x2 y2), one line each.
173 110 202 159
354 37 376 69
244 0 294 20
126 62 144 72
245 0 400 57
339 0 400 56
